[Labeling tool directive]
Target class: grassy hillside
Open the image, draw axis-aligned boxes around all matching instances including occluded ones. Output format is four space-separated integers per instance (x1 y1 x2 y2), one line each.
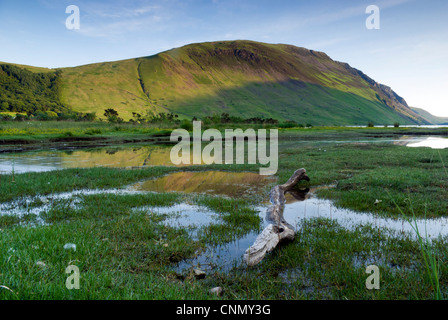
0 61 54 74
411 107 448 125
59 40 427 125
1 40 430 125
59 59 161 119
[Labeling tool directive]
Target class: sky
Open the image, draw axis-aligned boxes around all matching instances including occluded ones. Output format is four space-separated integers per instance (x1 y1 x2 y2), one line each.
0 0 447 116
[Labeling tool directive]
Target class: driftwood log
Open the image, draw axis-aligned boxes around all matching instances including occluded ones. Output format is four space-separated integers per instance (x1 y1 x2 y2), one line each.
243 168 310 267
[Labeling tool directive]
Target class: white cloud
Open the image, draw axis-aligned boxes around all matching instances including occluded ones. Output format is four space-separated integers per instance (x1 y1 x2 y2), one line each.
76 16 164 38
71 1 165 38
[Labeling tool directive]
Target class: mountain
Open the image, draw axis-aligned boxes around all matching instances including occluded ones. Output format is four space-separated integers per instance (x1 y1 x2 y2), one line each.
1 40 430 125
410 107 448 125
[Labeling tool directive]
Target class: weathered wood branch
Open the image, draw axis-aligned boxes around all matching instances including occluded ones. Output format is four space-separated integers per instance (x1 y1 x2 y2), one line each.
243 168 310 267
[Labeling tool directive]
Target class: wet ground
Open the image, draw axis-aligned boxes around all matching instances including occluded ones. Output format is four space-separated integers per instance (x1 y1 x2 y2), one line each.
0 135 447 174
131 171 277 198
2 170 447 273
1 133 447 274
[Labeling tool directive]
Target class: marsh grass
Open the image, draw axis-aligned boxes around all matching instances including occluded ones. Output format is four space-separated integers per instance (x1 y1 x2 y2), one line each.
389 194 443 299
300 144 448 219
386 150 447 300
1 128 447 300
0 121 446 146
0 187 263 299
10 155 15 183
0 121 174 149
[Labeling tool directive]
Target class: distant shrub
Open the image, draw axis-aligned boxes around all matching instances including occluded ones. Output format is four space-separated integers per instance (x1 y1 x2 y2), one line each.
131 112 144 124
145 111 179 124
278 120 298 128
85 129 102 135
0 114 13 121
14 114 29 121
80 112 97 122
46 111 58 118
180 119 193 131
35 111 58 121
367 121 374 127
104 108 123 123
394 122 400 128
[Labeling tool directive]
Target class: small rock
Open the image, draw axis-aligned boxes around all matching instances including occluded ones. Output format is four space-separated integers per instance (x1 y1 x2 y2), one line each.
374 199 382 205
193 268 206 279
210 287 223 296
63 243 77 251
36 261 46 267
163 243 169 248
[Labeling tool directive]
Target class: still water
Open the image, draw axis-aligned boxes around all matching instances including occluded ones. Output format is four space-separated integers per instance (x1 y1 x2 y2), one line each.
1 169 447 272
0 135 447 174
131 171 276 198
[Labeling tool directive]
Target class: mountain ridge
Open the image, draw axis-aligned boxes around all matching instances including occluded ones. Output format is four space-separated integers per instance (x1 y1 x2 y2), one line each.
0 40 432 125
411 107 448 125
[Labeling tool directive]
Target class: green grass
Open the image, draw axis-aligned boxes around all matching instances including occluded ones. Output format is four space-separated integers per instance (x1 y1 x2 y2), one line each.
0 185 263 299
0 121 176 152
279 143 448 219
1 120 446 148
54 40 427 124
386 150 448 300
0 211 207 299
60 59 159 120
1 128 447 300
0 166 178 203
390 194 443 300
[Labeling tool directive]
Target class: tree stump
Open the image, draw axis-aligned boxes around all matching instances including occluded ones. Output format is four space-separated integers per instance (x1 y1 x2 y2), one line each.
243 168 310 267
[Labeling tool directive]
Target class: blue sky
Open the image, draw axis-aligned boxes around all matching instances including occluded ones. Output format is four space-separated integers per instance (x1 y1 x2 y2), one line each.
0 0 447 116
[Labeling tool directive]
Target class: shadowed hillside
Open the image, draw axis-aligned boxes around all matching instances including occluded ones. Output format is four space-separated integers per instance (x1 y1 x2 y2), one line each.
1 40 431 125
59 40 428 125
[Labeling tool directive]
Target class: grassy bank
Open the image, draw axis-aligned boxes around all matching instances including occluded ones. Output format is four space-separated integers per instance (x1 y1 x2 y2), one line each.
1 120 447 152
0 121 174 149
0 127 447 300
